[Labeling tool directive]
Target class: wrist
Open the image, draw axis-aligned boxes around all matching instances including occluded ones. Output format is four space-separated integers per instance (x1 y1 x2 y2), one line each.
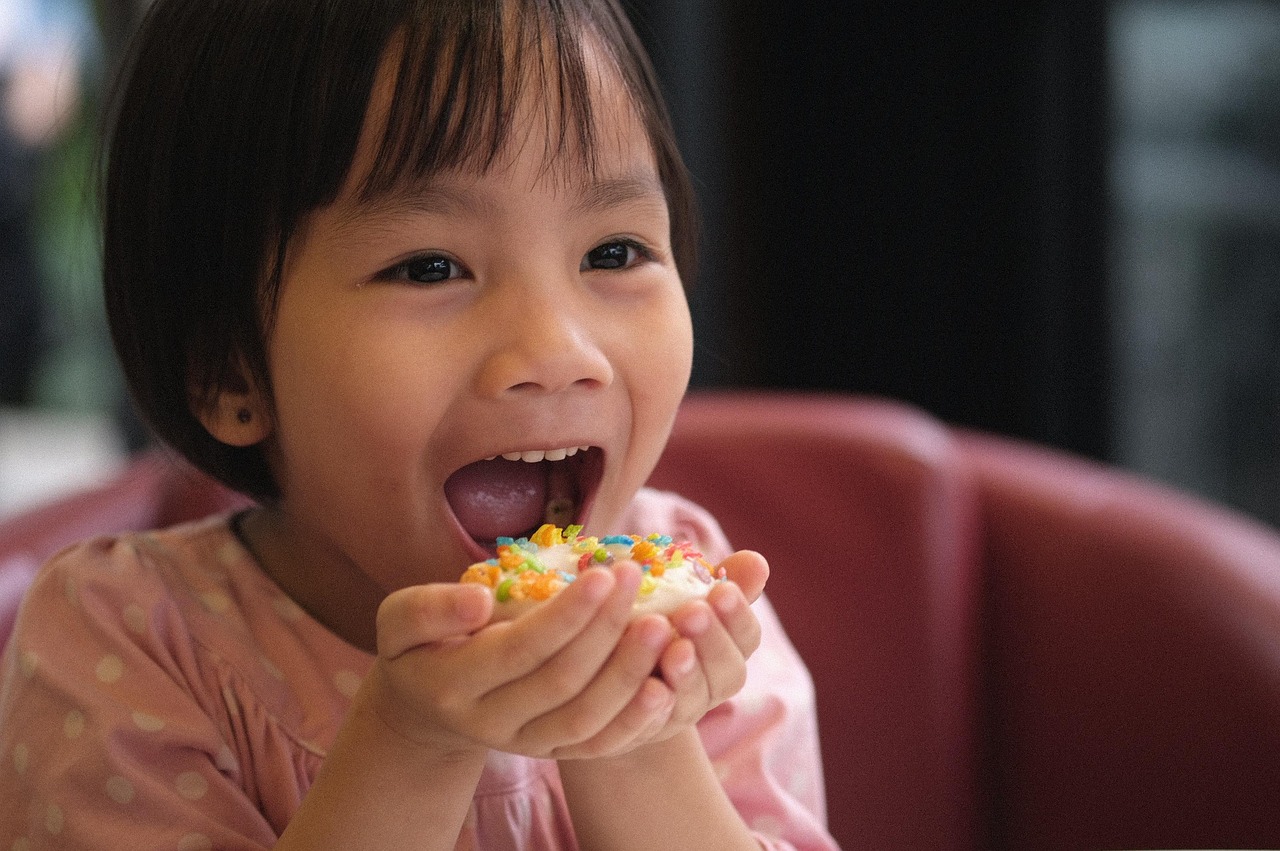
559 729 759 850
558 726 698 779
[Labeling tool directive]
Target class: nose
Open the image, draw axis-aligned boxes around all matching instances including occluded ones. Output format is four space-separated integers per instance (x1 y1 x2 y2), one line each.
474 284 615 397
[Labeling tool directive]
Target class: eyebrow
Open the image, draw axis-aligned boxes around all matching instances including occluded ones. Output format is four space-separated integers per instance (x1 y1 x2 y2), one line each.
333 169 668 233
570 172 669 216
332 184 478 233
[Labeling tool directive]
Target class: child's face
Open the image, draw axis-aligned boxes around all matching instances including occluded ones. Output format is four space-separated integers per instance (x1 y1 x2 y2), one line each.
246 47 693 612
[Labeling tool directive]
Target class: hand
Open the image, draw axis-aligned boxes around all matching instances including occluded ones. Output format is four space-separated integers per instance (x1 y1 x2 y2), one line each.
641 550 769 742
360 562 681 761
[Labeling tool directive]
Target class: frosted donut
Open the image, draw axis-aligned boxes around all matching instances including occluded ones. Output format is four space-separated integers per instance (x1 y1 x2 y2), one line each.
460 523 726 621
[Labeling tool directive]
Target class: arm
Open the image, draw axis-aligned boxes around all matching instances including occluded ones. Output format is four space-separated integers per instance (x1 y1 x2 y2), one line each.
0 535 676 850
279 559 682 849
273 667 488 851
560 727 761 850
558 551 767 851
560 551 840 851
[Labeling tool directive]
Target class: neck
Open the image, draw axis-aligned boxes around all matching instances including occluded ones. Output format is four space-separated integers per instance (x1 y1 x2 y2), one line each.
234 507 383 653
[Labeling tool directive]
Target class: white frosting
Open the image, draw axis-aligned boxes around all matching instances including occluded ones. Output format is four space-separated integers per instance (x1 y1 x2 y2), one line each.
462 531 722 622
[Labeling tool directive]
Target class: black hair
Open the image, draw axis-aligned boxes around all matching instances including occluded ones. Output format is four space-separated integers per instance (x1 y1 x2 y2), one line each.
101 0 697 501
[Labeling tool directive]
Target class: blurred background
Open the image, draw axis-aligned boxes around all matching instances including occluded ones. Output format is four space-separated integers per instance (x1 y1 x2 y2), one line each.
3 0 1280 529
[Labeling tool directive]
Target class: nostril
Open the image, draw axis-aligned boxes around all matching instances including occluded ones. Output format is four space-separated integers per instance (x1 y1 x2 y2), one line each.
485 352 613 397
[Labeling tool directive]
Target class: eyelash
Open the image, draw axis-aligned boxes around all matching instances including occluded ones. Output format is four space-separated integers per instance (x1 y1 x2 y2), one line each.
382 254 463 285
379 238 655 286
581 238 655 272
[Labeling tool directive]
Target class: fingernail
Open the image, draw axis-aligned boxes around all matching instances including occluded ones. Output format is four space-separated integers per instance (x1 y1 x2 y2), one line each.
577 568 614 602
683 606 711 635
455 586 489 623
712 591 740 617
670 649 696 678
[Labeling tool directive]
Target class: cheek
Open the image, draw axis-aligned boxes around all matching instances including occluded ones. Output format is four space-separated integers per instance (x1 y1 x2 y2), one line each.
622 291 694 457
265 307 459 471
641 289 694 400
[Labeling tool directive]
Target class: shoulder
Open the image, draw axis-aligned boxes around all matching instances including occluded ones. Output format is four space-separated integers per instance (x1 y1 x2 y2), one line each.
4 513 367 760
19 514 240 630
5 516 247 699
17 516 222 626
618 487 733 563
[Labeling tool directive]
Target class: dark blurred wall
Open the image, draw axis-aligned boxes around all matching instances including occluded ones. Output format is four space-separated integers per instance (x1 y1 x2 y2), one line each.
632 1 1111 460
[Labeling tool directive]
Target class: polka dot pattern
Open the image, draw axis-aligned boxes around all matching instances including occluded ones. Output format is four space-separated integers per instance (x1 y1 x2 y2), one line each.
95 655 125 684
0 515 852 848
105 776 135 805
260 657 284 681
132 711 166 733
333 670 362 699
63 710 85 740
44 803 64 835
174 771 208 801
215 744 239 774
200 592 231 615
177 833 213 851
272 597 304 622
122 603 148 635
217 542 241 567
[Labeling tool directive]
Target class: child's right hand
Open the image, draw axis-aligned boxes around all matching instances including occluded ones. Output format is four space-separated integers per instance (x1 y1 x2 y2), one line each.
356 561 678 762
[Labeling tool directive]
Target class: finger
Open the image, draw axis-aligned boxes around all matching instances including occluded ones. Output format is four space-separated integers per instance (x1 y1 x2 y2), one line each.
669 599 750 707
656 635 707 725
479 562 644 718
537 614 680 757
554 676 675 760
464 565 621 686
718 550 769 602
376 583 493 660
707 582 764 660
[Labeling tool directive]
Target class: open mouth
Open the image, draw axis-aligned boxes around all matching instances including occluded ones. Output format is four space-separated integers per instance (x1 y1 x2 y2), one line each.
443 446 604 555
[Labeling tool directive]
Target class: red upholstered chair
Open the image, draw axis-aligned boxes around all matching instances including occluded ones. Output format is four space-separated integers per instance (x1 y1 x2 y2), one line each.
960 430 1280 851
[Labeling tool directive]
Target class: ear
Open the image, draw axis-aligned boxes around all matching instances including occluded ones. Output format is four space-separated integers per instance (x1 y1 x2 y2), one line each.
191 365 273 448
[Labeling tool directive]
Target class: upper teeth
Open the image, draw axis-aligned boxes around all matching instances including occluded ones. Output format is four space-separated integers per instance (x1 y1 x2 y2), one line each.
487 446 591 463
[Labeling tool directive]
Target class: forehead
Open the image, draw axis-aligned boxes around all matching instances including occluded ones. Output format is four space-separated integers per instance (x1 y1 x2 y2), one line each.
340 17 662 211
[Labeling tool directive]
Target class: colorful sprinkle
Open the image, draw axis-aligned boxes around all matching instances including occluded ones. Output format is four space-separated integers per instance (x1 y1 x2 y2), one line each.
460 524 724 609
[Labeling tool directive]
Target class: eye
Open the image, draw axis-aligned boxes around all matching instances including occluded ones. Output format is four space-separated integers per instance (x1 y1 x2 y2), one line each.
383 254 463 285
582 239 650 271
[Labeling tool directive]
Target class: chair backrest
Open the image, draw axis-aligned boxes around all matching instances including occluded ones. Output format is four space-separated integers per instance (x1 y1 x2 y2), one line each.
649 392 982 851
961 431 1280 850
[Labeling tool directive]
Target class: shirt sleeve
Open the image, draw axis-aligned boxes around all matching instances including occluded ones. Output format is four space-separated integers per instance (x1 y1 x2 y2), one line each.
626 489 841 851
0 536 280 850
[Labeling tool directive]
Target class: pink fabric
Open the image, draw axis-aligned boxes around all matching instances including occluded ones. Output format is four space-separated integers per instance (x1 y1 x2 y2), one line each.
0 488 835 850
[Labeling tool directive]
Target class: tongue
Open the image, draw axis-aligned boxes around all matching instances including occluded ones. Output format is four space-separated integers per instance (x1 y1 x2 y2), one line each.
444 459 548 542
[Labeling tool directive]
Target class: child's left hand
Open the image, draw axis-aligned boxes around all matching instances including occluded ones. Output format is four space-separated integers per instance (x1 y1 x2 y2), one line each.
639 549 768 742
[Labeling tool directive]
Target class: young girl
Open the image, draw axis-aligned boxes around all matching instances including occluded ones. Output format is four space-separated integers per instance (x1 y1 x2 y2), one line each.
0 0 837 848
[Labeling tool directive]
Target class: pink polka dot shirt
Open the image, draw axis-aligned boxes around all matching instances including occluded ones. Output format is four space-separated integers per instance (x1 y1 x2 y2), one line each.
0 489 836 849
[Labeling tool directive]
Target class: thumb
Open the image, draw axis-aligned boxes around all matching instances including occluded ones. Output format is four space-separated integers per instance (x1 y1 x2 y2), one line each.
376 582 493 660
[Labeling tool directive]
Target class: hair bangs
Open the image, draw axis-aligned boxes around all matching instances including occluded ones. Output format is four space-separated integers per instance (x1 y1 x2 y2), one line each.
358 0 606 201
